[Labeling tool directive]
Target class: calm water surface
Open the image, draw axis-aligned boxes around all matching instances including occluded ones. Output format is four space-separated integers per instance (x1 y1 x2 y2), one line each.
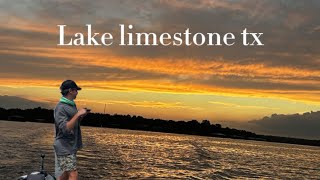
0 121 319 179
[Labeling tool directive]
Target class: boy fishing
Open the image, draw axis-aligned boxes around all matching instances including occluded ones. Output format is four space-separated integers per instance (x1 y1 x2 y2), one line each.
53 80 89 180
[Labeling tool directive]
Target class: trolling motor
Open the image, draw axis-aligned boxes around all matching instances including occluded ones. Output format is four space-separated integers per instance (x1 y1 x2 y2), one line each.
18 154 56 180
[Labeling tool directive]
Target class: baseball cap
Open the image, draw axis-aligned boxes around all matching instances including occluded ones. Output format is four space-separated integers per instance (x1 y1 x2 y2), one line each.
60 80 82 92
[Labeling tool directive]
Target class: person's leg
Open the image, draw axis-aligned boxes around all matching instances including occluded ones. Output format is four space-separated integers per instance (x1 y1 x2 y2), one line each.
57 153 77 180
56 154 76 180
68 170 78 180
57 171 69 180
55 153 63 178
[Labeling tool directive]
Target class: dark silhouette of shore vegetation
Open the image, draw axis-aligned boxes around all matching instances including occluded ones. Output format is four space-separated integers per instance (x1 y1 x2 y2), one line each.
1 107 319 147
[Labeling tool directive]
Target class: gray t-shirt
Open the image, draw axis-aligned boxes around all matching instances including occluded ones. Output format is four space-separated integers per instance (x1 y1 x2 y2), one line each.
53 102 82 156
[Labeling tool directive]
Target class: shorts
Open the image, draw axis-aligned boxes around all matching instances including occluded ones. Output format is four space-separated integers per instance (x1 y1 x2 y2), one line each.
56 153 77 172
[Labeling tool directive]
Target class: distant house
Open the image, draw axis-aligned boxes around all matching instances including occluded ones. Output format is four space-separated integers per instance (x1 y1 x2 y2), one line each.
8 115 25 121
35 119 46 123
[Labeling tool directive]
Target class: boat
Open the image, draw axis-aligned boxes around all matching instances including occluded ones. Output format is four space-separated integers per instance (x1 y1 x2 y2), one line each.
17 154 56 180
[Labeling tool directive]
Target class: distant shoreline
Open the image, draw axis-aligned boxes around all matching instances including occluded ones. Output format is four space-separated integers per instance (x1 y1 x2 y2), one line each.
1 119 320 147
0 107 319 147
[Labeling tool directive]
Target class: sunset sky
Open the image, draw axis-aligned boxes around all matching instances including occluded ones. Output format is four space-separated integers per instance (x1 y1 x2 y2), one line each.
0 0 320 122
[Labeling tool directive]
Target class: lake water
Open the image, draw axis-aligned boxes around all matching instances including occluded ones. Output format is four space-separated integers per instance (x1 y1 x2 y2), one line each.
0 121 319 179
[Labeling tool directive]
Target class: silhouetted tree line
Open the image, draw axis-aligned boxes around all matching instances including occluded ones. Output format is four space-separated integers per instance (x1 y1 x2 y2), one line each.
0 107 319 147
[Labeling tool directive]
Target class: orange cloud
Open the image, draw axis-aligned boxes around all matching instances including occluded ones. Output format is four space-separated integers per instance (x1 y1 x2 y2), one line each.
3 15 57 34
1 77 320 107
77 99 202 110
2 45 320 82
1 44 320 106
208 101 279 110
1 38 319 85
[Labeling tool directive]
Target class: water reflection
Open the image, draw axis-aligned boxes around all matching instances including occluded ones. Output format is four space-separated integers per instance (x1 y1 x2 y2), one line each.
0 121 319 179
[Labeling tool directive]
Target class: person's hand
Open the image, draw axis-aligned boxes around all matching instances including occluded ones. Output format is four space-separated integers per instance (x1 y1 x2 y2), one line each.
77 108 88 117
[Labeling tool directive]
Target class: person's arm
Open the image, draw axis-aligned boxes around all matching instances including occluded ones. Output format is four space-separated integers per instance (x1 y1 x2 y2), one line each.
66 108 87 130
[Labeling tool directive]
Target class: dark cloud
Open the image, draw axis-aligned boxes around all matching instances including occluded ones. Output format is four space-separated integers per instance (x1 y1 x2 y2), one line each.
197 75 320 91
0 54 168 81
249 111 320 139
2 0 320 66
133 0 320 67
